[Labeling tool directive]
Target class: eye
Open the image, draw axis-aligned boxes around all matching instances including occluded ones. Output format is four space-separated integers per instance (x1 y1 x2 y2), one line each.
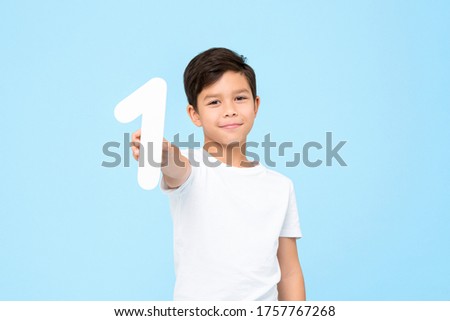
235 96 248 101
208 100 220 106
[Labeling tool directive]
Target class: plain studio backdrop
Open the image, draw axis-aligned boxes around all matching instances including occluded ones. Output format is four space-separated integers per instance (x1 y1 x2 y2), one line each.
0 0 449 300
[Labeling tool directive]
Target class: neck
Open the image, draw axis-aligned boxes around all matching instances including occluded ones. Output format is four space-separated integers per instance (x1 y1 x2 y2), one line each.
203 141 256 168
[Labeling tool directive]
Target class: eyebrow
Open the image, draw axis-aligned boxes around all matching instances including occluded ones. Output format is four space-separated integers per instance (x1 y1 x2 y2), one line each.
203 89 251 101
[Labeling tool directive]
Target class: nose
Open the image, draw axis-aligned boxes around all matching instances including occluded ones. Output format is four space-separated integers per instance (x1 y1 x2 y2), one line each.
223 100 238 117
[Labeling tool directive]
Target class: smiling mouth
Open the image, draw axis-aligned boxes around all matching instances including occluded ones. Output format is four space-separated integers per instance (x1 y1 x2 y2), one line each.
219 123 243 129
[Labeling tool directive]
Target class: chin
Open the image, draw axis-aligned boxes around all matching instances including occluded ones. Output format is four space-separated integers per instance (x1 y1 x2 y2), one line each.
224 138 245 146
205 132 246 147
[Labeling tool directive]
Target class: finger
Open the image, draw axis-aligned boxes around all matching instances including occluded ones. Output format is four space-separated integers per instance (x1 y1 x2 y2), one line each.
162 139 171 151
132 129 141 141
130 140 141 148
131 146 139 160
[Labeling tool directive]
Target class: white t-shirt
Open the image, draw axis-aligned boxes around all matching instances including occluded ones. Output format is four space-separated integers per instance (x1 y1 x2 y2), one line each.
160 148 302 300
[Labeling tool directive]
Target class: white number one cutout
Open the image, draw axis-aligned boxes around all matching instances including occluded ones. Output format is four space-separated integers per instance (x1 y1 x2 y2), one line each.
114 78 167 190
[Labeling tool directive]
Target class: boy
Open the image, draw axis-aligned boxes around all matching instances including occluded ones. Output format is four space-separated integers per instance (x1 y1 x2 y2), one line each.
131 48 306 300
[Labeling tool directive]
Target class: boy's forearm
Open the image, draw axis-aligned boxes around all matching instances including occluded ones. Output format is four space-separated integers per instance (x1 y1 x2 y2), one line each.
162 144 191 188
277 272 306 301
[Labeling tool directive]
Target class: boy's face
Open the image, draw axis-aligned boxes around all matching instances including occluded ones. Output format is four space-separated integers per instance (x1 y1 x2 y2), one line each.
187 71 260 147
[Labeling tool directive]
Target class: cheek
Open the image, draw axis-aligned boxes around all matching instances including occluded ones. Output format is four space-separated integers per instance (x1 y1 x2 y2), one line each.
203 111 221 123
243 108 257 120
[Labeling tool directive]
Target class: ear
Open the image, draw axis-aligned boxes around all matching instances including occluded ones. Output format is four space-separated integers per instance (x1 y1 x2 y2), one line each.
187 104 202 127
253 96 260 116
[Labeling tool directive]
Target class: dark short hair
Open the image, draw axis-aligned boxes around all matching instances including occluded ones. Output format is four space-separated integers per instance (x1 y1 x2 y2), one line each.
183 48 257 112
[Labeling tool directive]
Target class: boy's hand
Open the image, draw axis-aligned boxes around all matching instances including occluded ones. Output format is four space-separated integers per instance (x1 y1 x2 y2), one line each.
130 128 191 189
130 128 169 163
131 129 142 161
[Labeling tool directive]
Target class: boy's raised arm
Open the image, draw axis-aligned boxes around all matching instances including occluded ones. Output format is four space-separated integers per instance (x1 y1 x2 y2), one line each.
131 129 191 189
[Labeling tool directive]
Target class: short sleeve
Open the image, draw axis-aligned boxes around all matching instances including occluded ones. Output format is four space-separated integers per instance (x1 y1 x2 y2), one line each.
279 180 302 238
160 163 195 195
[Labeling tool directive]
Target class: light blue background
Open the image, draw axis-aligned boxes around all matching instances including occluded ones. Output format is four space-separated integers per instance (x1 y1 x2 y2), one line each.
1 0 449 300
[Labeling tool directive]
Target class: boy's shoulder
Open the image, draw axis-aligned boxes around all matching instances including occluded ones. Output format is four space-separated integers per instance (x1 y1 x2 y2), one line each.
264 166 293 182
263 166 295 192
